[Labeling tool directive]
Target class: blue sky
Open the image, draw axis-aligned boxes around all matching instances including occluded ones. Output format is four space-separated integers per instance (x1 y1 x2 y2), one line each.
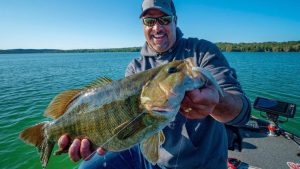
0 0 299 49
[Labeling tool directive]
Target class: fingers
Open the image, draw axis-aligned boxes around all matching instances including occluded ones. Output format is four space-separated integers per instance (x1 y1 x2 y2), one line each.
188 87 219 106
180 96 205 119
96 147 107 156
69 139 81 162
180 87 219 119
80 139 93 160
198 67 224 96
57 135 104 162
69 138 103 162
55 134 70 155
58 134 70 150
185 90 202 103
180 105 208 119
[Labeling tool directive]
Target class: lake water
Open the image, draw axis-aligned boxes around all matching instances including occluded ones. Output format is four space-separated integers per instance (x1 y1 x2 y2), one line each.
0 52 299 169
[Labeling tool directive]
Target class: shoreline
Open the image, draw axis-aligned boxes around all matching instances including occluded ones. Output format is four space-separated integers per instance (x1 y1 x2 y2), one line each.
1 41 300 54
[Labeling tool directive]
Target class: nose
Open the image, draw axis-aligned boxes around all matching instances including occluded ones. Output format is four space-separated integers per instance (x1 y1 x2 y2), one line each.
152 22 164 32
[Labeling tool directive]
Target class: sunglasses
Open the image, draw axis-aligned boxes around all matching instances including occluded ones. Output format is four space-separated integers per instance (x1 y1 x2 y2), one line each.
142 16 174 27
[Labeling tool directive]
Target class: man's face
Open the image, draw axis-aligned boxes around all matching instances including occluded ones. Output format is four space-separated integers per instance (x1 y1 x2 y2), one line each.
142 9 177 53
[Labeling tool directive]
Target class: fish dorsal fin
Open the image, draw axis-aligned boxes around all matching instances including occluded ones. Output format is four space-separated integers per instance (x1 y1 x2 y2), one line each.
44 89 82 119
84 77 113 89
113 115 147 140
140 131 165 165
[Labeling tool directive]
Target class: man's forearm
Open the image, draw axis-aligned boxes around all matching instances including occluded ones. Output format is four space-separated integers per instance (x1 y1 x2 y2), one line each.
210 92 244 123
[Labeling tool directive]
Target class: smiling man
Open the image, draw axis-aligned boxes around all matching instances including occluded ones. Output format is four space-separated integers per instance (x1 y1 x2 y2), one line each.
58 0 251 168
142 11 177 53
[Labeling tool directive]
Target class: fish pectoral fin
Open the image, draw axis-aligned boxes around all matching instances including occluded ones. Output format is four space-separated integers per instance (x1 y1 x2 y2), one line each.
140 131 164 165
84 77 113 89
44 89 82 119
114 118 146 140
159 131 165 145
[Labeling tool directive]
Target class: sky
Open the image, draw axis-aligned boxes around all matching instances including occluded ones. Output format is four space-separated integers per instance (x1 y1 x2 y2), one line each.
0 0 300 49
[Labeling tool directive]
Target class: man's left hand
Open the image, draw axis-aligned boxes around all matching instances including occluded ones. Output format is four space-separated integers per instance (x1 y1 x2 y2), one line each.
180 84 219 119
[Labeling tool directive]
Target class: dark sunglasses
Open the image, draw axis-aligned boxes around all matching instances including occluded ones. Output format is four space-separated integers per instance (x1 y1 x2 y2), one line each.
142 16 174 27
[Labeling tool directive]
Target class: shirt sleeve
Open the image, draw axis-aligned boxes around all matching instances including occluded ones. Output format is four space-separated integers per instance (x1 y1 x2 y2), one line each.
199 41 251 125
125 61 136 77
226 95 251 125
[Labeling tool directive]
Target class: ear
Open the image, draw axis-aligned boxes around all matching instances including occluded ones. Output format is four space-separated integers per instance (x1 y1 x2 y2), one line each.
174 16 177 25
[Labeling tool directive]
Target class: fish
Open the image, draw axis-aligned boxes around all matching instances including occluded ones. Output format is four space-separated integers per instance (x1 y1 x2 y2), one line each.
19 58 223 168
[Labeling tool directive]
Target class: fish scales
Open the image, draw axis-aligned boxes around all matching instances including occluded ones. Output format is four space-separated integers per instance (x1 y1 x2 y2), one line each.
19 58 223 168
47 75 150 149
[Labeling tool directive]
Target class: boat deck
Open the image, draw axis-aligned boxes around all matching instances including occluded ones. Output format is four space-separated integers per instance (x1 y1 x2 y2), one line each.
228 126 300 169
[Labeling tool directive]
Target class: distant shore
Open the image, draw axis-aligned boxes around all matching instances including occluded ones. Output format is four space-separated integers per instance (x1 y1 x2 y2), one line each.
1 41 299 54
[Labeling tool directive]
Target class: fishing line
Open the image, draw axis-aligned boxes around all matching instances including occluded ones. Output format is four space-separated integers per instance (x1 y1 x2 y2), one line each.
174 110 190 169
100 111 146 147
174 56 191 168
163 58 196 168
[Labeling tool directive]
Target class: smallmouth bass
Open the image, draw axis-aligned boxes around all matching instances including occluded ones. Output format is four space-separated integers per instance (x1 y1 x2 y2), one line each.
19 58 223 168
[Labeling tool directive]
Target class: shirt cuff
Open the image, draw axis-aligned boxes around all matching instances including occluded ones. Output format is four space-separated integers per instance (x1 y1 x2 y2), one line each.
226 95 251 126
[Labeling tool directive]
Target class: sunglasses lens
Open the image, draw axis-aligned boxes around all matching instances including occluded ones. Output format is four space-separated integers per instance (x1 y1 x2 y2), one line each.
143 18 156 27
143 16 173 27
158 16 173 25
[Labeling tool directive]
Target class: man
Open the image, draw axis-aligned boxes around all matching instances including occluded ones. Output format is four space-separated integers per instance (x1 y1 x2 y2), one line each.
58 0 251 168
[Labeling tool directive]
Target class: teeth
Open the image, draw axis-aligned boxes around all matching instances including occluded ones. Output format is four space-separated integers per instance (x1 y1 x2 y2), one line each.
153 34 164 38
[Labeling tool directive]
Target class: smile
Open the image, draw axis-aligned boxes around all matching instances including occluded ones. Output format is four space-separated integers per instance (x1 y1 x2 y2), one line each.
152 34 166 40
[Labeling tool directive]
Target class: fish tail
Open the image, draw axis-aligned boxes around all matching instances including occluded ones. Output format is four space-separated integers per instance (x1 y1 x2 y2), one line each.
19 122 54 168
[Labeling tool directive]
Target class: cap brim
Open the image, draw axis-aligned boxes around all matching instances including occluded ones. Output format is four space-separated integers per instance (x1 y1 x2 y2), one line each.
139 7 173 18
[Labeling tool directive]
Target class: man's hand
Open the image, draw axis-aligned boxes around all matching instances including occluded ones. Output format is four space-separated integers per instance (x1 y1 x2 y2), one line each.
180 83 243 123
180 84 219 119
57 134 106 162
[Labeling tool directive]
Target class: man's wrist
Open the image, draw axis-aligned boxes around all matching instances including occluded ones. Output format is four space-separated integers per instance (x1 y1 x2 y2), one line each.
210 92 243 123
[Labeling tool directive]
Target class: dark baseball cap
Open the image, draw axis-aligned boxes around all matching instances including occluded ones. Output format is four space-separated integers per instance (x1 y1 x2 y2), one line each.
140 0 176 18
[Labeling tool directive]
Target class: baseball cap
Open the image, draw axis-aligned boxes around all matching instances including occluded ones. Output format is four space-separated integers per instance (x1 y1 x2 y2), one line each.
140 0 176 18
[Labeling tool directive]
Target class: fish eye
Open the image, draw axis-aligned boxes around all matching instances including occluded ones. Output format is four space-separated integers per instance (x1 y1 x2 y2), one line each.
167 67 178 74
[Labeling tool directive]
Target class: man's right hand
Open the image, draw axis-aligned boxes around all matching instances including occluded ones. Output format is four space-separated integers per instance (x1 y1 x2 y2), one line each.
57 134 106 162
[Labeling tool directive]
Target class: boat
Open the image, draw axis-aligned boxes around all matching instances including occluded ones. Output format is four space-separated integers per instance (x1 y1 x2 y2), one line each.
227 97 299 169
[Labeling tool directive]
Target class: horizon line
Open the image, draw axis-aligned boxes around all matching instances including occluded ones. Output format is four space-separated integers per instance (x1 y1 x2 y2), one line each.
1 40 300 50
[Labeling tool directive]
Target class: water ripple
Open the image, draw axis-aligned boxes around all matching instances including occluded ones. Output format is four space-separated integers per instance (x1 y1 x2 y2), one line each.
0 52 299 169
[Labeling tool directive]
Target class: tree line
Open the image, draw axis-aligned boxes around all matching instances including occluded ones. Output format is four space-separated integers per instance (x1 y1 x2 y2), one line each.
0 47 141 54
1 41 300 54
216 41 300 52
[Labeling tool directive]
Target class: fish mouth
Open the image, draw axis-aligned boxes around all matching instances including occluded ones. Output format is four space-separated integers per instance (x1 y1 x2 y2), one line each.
151 107 174 113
